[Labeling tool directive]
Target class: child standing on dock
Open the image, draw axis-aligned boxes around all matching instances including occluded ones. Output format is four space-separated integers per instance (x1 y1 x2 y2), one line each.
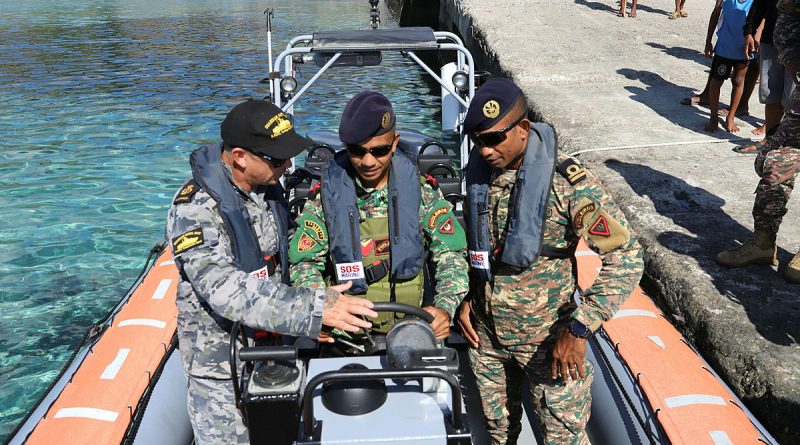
703 0 755 133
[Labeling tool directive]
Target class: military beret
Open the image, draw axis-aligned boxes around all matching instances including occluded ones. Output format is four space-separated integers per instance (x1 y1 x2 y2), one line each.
339 91 396 145
462 78 525 134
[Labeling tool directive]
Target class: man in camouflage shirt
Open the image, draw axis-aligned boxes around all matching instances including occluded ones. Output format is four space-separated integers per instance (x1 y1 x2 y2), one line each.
166 100 377 444
290 91 469 346
456 79 643 445
716 2 799 283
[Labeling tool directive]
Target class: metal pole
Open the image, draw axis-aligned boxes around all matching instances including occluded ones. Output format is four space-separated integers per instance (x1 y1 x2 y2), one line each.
264 9 275 101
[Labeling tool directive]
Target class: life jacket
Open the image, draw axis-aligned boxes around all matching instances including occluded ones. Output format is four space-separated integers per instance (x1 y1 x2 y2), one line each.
189 143 290 284
466 123 568 282
320 148 425 325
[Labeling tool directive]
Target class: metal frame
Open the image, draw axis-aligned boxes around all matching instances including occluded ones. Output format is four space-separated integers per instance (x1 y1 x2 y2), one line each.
270 30 475 173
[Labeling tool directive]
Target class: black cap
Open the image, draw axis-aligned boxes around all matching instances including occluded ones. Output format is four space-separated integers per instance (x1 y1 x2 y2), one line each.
462 78 525 134
339 91 396 144
220 99 310 159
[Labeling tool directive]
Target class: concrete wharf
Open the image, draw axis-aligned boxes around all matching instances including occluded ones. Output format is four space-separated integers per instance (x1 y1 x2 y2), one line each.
393 0 800 441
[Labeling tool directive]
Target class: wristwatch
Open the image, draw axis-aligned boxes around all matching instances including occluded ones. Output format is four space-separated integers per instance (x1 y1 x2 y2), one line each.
569 319 593 339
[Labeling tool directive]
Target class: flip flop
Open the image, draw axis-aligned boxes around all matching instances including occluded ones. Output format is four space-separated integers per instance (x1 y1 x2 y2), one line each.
628 11 637 17
679 9 688 17
668 11 680 19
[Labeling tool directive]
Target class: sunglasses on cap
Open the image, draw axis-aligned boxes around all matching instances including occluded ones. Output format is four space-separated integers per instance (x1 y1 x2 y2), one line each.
469 114 526 149
345 135 398 158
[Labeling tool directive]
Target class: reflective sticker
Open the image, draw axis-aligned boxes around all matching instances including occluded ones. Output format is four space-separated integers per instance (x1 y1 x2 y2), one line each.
438 217 455 234
304 219 326 241
361 239 374 256
336 262 366 281
588 216 611 237
250 265 271 281
172 229 204 255
297 232 317 252
427 206 449 229
375 238 391 256
469 250 490 270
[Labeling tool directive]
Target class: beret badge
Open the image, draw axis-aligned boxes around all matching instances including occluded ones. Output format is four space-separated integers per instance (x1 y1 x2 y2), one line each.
482 100 500 119
381 112 392 129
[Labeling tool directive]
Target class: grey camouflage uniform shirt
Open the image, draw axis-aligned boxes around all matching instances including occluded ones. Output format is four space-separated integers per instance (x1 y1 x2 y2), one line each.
166 171 325 379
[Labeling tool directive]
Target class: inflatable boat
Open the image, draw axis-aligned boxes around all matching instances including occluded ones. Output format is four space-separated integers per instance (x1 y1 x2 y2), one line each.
4 18 780 445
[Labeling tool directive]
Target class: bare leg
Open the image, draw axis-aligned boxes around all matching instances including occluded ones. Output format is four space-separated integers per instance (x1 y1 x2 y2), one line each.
764 102 785 133
629 0 637 16
618 0 626 16
738 61 760 115
725 65 748 132
705 78 723 132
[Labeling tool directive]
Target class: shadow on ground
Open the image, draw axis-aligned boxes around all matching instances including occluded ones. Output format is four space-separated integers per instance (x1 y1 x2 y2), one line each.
617 68 763 138
645 42 707 65
604 159 800 346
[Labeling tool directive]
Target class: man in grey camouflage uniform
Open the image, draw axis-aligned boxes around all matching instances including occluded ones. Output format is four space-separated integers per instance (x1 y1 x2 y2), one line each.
457 79 643 444
716 2 800 283
165 100 378 444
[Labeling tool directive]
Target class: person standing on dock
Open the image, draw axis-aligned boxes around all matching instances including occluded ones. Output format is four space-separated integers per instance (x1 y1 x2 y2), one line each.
716 1 800 283
288 91 469 350
456 78 644 445
165 99 378 445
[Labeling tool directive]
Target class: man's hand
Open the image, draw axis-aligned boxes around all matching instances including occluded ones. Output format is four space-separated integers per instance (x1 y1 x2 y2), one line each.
550 327 588 381
423 306 451 340
704 41 714 58
318 329 335 344
456 301 479 348
321 281 378 332
744 34 758 59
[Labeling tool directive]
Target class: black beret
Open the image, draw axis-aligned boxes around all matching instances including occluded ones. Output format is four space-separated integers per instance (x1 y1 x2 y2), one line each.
339 91 396 145
462 78 525 134
220 99 309 159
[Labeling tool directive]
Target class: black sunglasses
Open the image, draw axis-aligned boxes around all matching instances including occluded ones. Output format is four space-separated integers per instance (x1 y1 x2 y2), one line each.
249 150 288 168
345 142 394 158
469 114 526 148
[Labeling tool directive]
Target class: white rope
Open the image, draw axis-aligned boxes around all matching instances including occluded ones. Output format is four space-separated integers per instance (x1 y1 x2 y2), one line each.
570 137 757 156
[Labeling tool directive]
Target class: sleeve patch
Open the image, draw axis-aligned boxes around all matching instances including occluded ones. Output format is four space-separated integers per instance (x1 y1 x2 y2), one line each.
427 206 450 229
172 228 205 255
573 201 597 230
303 219 326 241
173 179 200 204
438 217 455 234
557 158 587 185
584 209 630 253
290 215 328 259
296 232 319 252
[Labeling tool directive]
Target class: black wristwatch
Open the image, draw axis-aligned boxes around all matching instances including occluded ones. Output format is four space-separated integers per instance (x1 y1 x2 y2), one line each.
569 319 593 339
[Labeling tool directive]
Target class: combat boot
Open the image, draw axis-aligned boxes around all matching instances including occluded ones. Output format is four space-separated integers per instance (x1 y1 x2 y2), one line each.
784 252 800 284
715 230 777 268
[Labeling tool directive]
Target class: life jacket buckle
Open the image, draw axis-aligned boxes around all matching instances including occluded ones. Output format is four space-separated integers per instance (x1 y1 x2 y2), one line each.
364 259 389 284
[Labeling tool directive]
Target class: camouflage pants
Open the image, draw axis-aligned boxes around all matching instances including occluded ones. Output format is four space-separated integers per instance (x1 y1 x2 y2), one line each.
187 376 249 445
468 323 593 445
774 12 800 70
753 146 800 234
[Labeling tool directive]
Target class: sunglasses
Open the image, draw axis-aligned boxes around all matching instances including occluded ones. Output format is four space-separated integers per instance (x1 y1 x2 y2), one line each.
249 150 288 168
345 142 394 158
469 114 526 148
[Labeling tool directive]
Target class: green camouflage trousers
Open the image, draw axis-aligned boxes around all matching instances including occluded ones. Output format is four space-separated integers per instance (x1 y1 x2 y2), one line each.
754 146 800 234
468 323 593 445
187 376 249 445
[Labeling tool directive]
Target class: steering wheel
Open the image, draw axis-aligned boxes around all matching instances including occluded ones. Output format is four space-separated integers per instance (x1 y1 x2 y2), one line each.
372 302 434 323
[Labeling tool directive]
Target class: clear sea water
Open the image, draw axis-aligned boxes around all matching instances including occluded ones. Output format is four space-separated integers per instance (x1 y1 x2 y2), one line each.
0 0 452 439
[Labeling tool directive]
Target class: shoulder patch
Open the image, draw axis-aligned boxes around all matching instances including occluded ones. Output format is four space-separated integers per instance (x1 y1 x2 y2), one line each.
172 228 205 255
438 217 455 234
557 158 587 185
427 206 450 229
296 232 318 252
573 201 597 230
174 179 201 205
584 209 630 253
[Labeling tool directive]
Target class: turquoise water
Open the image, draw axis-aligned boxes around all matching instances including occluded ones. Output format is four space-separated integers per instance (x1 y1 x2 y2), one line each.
0 0 451 439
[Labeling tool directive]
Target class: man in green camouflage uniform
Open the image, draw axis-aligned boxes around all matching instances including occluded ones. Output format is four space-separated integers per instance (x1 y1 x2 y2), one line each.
457 79 643 444
166 100 377 444
290 91 468 345
716 2 800 283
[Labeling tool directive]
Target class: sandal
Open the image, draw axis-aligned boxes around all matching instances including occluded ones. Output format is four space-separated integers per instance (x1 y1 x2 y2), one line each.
668 11 680 19
679 9 688 17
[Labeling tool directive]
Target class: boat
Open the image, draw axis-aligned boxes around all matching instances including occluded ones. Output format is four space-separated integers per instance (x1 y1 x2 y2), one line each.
4 11 780 445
